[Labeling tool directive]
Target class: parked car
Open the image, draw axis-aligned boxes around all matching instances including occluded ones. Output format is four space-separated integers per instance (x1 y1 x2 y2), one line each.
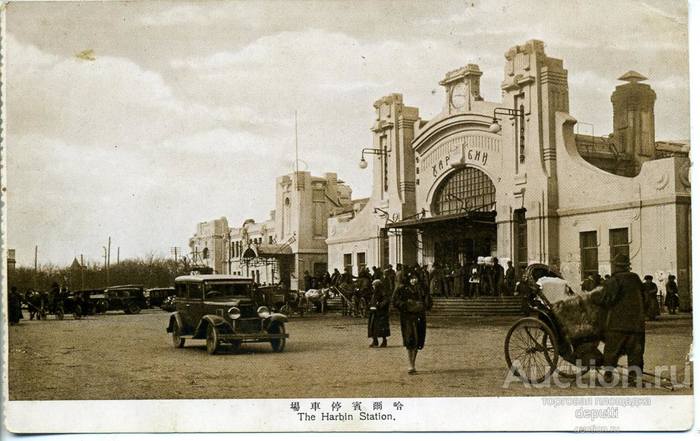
166 275 288 354
145 287 175 308
65 289 109 317
104 285 148 314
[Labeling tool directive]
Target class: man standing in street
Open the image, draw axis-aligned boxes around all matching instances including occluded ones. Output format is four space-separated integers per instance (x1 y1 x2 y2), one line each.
598 254 646 386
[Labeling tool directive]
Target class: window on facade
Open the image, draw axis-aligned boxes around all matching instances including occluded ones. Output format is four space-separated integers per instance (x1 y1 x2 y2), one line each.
269 235 273 244
514 209 528 275
579 231 598 279
357 252 366 272
380 229 389 269
343 253 352 273
432 167 496 216
609 228 629 261
202 247 209 259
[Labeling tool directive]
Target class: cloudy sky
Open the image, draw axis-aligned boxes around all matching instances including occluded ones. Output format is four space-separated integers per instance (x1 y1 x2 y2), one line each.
6 0 690 267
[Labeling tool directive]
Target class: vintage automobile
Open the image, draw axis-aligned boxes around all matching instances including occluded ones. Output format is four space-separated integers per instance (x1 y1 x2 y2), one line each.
65 289 109 317
104 285 148 314
145 287 175 308
166 275 288 355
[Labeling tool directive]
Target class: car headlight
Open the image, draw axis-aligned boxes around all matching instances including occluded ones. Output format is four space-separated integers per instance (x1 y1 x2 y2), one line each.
257 306 271 319
227 307 241 320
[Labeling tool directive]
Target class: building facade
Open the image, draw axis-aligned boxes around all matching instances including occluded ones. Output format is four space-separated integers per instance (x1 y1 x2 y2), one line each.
327 40 691 310
190 171 354 290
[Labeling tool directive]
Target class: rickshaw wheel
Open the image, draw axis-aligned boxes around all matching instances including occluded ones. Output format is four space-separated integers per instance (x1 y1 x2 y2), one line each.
504 317 559 384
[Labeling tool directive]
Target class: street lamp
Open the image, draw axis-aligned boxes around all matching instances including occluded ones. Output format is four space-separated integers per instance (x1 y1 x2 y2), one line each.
489 105 526 163
358 147 386 169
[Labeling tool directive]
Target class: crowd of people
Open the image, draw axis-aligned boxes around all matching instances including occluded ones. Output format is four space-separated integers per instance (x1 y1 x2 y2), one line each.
580 270 681 320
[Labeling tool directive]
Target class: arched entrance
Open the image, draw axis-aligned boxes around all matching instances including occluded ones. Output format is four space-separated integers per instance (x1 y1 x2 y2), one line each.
429 167 497 267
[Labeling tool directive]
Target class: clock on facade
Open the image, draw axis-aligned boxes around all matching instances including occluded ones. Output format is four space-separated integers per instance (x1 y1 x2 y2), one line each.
450 82 468 109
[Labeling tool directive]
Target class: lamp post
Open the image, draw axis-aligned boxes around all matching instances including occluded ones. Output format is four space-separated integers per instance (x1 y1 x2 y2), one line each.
358 147 389 191
489 105 526 163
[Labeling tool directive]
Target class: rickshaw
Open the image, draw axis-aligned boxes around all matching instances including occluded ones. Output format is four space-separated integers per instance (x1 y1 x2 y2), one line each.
504 264 603 383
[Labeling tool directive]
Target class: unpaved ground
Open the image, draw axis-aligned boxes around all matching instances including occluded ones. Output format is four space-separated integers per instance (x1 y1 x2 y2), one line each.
8 309 693 400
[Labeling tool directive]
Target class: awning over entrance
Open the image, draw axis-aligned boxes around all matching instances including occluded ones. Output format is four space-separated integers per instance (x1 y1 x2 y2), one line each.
242 243 293 259
388 211 496 230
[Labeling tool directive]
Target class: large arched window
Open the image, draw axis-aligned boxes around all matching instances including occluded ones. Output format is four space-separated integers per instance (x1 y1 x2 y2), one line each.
431 167 496 216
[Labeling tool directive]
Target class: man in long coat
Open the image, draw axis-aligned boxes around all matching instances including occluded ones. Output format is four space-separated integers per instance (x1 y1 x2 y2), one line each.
368 280 391 347
598 254 646 385
393 272 432 374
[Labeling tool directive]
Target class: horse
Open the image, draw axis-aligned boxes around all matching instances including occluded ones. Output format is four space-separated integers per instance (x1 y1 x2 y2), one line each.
304 288 331 314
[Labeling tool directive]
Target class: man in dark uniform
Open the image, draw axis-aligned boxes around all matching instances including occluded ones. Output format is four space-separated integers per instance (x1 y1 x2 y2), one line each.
642 275 660 320
598 254 645 385
330 268 341 286
504 260 516 295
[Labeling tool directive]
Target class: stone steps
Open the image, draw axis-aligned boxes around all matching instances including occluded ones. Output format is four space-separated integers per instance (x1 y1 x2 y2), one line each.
324 295 523 317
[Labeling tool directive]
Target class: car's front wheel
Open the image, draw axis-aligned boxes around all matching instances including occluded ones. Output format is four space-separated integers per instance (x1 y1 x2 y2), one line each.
206 324 220 355
270 323 286 353
171 320 185 348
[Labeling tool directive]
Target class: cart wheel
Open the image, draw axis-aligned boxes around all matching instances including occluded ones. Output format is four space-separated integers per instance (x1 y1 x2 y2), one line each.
504 317 558 384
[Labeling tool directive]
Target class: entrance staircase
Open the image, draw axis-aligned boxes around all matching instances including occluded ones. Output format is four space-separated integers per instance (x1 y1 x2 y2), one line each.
324 294 523 317
428 296 523 318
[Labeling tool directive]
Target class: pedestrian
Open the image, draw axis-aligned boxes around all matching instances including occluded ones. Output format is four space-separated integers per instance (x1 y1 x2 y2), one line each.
371 266 382 281
429 263 443 297
442 263 453 297
454 262 465 297
493 257 504 296
596 254 646 385
393 272 432 374
394 263 405 295
330 268 341 286
8 286 22 325
321 271 331 288
642 275 660 320
504 260 516 295
383 264 396 295
665 275 679 314
368 280 390 348
469 259 481 298
302 270 312 292
480 257 492 296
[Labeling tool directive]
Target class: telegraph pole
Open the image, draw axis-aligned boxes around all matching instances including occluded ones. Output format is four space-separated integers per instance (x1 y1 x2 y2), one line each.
80 254 85 290
107 236 111 285
33 245 38 288
117 246 120 265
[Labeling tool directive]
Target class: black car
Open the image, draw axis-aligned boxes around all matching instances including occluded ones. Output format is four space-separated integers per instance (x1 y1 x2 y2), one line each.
104 285 148 314
65 289 109 317
166 275 288 354
145 287 175 308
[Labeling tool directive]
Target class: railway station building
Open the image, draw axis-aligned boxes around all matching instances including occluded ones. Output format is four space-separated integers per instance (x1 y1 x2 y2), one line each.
326 39 691 310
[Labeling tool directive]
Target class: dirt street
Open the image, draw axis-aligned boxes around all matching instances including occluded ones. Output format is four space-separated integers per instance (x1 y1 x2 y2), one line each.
8 309 693 400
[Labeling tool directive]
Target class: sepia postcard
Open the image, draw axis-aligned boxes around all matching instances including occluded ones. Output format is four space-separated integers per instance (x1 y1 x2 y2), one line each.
1 0 696 434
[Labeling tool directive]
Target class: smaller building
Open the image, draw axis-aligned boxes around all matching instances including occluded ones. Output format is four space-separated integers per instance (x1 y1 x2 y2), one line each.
189 171 354 291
